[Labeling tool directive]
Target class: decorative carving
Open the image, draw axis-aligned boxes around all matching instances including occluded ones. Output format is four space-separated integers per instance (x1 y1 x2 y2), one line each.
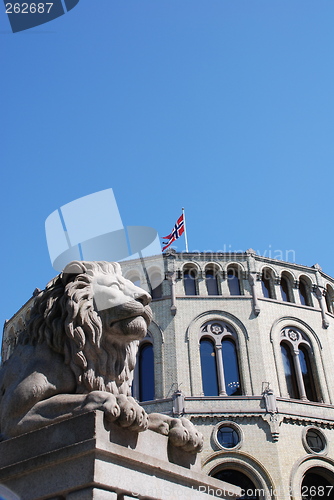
262 413 283 442
211 323 223 335
288 329 299 342
0 261 203 453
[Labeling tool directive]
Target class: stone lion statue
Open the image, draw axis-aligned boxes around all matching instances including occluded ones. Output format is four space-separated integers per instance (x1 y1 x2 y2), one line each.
0 261 203 452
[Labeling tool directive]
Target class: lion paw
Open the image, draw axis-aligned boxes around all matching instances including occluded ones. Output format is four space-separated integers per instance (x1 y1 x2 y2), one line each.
169 417 203 452
115 395 148 432
82 391 120 422
148 414 203 453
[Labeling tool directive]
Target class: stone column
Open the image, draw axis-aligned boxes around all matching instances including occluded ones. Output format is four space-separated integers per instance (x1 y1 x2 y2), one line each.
314 286 329 329
314 264 329 328
215 344 227 396
248 273 260 315
246 249 260 315
292 350 307 401
166 272 177 316
197 271 207 296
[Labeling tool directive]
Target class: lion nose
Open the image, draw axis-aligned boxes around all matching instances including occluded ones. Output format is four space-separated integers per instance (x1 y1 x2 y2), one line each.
135 291 151 306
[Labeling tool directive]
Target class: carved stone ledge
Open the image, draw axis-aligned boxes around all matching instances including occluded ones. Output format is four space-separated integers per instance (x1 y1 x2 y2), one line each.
282 416 334 429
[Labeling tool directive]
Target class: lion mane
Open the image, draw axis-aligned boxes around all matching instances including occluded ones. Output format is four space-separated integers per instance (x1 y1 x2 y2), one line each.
19 261 140 395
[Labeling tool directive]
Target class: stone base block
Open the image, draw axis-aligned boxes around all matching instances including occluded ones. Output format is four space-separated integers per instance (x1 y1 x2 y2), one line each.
0 411 240 500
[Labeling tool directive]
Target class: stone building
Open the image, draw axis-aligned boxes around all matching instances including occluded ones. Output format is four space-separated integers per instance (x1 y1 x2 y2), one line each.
119 249 334 500
3 249 334 499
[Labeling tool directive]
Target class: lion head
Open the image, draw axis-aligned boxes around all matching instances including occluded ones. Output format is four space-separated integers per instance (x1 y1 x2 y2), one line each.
19 261 152 395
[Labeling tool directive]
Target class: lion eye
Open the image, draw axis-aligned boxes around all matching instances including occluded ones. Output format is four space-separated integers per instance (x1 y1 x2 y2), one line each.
109 282 121 290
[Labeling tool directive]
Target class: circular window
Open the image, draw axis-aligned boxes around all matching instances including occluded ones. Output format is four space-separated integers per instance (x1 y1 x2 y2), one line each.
213 422 242 450
303 428 327 455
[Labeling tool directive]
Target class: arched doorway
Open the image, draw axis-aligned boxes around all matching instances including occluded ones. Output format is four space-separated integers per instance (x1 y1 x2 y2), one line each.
212 469 259 499
301 467 334 500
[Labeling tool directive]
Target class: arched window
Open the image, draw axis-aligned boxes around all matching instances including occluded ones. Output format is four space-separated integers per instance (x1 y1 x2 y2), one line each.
200 339 219 396
138 342 155 402
261 268 275 299
281 342 298 399
280 272 294 303
299 346 317 402
183 267 198 295
222 339 241 396
280 327 318 402
299 277 313 307
150 271 163 299
325 285 334 314
199 321 241 396
205 267 219 296
227 267 241 296
212 469 259 499
132 335 155 402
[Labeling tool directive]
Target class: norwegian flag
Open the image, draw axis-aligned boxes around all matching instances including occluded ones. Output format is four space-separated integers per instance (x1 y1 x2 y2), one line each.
162 214 185 251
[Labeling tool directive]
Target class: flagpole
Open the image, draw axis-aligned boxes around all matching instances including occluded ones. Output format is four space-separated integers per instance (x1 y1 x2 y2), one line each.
182 207 189 252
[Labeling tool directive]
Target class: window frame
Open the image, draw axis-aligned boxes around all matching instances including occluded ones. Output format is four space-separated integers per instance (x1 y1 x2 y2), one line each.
226 265 243 296
261 267 276 299
132 334 155 402
213 421 243 451
280 272 295 303
325 284 334 314
280 327 318 402
302 427 328 455
298 276 313 307
183 266 199 296
199 320 242 397
205 265 220 296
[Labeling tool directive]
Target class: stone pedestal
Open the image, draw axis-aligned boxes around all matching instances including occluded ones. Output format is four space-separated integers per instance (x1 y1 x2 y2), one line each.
0 411 240 500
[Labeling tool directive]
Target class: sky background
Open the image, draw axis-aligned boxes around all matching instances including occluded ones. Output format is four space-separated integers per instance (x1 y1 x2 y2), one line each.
1 1 334 331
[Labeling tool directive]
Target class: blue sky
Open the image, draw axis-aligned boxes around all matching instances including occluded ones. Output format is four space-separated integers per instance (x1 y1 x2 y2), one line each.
1 1 334 329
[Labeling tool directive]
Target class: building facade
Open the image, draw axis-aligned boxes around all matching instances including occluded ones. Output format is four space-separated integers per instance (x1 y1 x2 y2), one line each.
120 249 334 500
3 249 334 500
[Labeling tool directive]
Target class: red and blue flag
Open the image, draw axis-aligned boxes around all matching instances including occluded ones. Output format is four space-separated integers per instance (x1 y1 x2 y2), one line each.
162 214 185 251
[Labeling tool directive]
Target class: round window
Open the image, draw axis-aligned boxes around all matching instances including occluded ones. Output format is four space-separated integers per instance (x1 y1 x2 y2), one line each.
216 425 240 449
305 429 326 453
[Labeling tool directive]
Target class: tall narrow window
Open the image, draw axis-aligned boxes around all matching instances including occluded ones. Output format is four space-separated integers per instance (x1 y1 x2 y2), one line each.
227 268 241 295
326 285 334 314
261 268 275 299
280 272 294 302
299 346 317 402
150 272 162 299
281 342 298 398
222 339 241 395
184 268 197 295
280 276 289 302
138 343 155 402
206 269 219 295
261 276 271 298
200 321 242 397
299 277 312 307
299 280 307 305
200 339 219 396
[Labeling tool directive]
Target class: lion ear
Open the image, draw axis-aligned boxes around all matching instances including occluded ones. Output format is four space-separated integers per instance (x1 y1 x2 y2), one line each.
61 261 86 282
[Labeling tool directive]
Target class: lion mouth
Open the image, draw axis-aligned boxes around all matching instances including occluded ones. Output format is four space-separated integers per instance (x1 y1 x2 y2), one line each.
102 302 152 340
109 305 152 329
